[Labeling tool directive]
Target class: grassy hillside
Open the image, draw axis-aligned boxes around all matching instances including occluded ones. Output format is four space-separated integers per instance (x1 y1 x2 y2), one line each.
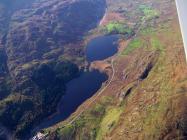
45 0 187 139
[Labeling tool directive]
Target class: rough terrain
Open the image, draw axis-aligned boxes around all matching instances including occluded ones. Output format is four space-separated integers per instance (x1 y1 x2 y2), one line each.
0 0 106 138
45 0 187 140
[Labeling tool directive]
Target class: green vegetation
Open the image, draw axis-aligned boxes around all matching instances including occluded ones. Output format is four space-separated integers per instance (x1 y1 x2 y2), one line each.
139 53 173 140
121 39 143 55
57 105 105 140
139 5 159 21
140 27 164 52
96 107 122 140
0 60 79 138
121 37 164 56
48 97 113 140
151 38 164 52
0 0 107 138
106 22 133 36
142 98 170 139
31 60 79 105
58 125 75 139
140 27 155 35
21 61 39 70
0 95 34 134
47 97 124 140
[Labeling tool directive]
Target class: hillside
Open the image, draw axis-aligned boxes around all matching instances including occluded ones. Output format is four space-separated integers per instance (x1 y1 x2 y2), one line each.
44 0 187 140
0 0 106 139
1 0 187 140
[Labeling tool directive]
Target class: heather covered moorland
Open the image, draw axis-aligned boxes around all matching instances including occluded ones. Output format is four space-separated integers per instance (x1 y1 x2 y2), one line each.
0 0 187 140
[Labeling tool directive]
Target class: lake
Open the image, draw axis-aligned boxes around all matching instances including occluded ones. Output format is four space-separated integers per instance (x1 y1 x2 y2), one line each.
86 35 119 62
32 35 119 134
33 70 108 130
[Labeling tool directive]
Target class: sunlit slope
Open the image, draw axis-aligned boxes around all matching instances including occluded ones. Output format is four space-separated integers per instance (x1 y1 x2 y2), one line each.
46 0 187 139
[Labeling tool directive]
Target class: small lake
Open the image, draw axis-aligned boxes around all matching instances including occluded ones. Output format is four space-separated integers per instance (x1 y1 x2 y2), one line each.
86 35 119 62
32 35 119 134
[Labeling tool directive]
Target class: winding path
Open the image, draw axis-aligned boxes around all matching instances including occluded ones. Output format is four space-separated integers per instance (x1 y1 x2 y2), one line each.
62 58 115 127
35 7 148 138
57 12 148 129
31 57 116 140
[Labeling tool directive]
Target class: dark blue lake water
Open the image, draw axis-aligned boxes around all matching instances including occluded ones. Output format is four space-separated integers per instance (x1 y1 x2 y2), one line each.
33 35 119 133
34 70 107 129
86 35 119 62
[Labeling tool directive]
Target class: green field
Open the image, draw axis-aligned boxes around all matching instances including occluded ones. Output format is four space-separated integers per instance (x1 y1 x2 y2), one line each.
106 22 133 35
121 39 143 55
139 5 159 21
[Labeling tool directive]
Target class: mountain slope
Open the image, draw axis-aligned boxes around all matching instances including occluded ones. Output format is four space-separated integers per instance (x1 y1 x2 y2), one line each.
0 0 106 138
45 0 187 140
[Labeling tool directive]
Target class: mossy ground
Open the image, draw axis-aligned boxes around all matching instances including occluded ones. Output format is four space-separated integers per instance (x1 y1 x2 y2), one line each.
96 107 123 140
105 22 133 35
139 5 160 21
45 95 125 140
121 39 143 55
